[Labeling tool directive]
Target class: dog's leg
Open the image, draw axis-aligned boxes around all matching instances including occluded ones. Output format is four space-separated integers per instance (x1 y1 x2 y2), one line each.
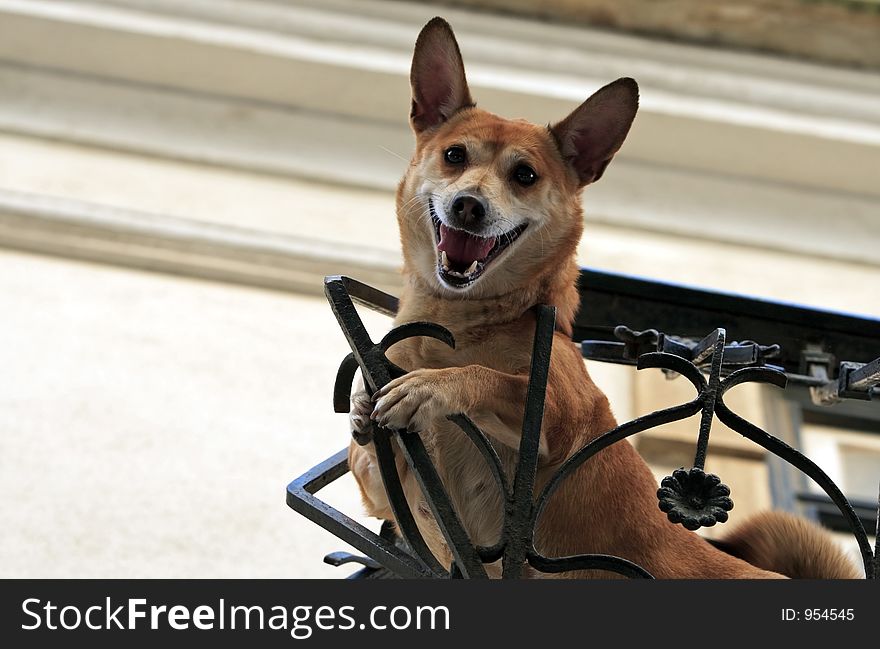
348 376 396 520
349 375 456 566
371 365 554 458
370 332 614 462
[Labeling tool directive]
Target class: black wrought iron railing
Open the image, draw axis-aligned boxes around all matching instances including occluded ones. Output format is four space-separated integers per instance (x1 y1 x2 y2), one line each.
287 270 880 579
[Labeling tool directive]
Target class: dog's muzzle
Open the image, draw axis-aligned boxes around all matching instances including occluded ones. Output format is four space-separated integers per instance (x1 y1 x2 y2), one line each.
429 201 527 288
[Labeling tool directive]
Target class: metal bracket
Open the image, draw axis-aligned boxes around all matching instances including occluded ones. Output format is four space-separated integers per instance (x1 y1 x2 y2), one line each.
802 342 880 404
582 325 781 378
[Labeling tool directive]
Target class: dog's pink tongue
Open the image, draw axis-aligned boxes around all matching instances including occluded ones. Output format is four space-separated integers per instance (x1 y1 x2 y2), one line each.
437 224 495 264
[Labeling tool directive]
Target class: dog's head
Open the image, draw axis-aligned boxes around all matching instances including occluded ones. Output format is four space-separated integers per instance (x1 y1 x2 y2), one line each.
397 18 638 298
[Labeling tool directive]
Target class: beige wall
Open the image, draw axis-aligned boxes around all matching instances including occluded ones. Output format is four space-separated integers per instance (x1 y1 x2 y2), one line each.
435 0 880 69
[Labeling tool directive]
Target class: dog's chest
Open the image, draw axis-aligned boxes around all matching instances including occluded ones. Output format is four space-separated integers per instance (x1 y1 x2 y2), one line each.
420 418 517 547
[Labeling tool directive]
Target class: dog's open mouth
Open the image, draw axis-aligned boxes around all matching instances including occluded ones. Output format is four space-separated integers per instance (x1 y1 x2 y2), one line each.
430 206 527 288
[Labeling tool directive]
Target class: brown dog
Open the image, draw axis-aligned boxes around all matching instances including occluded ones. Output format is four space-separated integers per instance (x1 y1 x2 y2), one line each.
347 17 859 579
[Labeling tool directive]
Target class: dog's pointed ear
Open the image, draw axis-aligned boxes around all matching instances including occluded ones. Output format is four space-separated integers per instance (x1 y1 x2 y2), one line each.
410 17 473 134
550 78 639 187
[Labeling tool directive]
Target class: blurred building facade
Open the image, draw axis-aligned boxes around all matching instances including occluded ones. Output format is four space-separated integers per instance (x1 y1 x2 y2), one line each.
0 0 877 576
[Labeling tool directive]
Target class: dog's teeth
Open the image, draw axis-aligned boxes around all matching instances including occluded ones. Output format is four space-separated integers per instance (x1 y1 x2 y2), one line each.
439 252 479 278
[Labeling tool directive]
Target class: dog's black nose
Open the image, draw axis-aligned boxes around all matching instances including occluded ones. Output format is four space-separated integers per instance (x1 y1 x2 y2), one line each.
451 195 487 225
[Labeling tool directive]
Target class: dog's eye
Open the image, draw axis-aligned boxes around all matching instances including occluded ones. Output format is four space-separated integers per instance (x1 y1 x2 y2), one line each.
513 164 538 187
444 146 466 165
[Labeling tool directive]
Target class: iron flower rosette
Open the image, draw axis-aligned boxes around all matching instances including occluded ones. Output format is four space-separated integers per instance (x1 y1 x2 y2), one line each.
657 467 733 531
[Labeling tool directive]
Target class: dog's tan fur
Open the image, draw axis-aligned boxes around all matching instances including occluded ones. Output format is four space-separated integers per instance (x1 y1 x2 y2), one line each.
347 18 860 579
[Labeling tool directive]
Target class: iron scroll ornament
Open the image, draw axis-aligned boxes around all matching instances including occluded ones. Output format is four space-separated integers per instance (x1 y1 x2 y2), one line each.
287 276 880 579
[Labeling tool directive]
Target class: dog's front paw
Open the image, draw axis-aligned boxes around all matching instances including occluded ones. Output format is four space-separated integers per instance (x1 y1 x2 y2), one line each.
350 388 375 443
371 369 459 433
